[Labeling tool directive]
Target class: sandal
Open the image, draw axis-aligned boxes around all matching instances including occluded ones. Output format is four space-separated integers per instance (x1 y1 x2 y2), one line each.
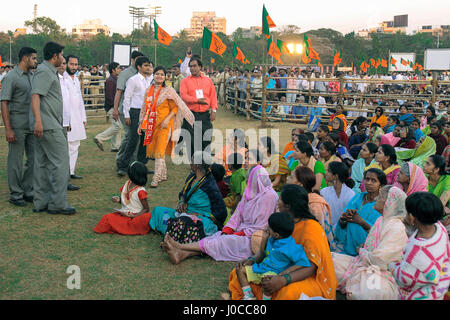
150 180 158 188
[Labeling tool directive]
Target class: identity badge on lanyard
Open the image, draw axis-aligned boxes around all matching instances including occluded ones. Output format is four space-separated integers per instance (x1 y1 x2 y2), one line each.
195 89 204 99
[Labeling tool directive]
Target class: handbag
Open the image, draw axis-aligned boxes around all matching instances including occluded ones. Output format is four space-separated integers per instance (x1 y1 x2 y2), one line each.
165 215 206 244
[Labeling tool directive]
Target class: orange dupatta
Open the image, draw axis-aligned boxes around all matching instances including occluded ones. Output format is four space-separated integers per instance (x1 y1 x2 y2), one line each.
141 85 163 146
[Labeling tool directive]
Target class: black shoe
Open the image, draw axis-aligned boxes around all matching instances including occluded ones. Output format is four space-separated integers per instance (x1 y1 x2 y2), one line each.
33 207 48 213
149 157 155 160
147 170 155 175
23 195 34 203
68 184 80 191
70 174 83 179
93 138 104 151
117 170 127 177
48 207 76 215
110 149 119 152
9 199 26 207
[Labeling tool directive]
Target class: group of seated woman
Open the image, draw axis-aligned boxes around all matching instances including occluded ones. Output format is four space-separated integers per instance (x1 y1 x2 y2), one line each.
91 105 450 300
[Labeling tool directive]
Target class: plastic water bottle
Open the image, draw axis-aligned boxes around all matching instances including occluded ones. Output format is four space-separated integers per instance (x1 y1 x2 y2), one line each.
163 211 169 226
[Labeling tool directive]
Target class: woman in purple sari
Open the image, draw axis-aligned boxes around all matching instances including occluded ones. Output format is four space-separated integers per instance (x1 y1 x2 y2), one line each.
161 165 278 264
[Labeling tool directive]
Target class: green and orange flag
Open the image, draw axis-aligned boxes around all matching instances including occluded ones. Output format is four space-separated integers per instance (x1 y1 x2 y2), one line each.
211 58 215 64
267 36 283 64
304 34 312 55
302 53 311 64
390 57 397 69
202 27 227 56
370 58 376 68
381 59 388 68
333 50 342 67
178 58 183 64
400 58 408 66
233 43 248 64
375 58 381 69
262 5 276 39
154 21 172 46
360 58 369 73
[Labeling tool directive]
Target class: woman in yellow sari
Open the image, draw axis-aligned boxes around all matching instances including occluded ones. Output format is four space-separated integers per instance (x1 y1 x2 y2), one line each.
138 66 194 188
224 184 337 300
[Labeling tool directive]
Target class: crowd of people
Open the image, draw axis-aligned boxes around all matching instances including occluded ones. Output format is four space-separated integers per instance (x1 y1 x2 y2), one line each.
1 42 450 300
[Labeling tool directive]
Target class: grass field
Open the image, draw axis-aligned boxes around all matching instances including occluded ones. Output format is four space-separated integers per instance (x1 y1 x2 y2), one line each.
0 107 300 300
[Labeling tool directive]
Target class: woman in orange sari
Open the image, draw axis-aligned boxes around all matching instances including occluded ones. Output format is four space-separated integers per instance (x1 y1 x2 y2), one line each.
224 184 337 300
138 66 194 188
329 104 348 130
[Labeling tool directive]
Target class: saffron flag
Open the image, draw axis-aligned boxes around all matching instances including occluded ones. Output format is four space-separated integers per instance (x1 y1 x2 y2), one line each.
267 36 283 64
381 59 388 68
370 58 376 68
360 58 369 73
233 43 247 64
178 58 183 64
304 34 312 56
211 58 215 64
302 54 311 64
416 63 423 71
0 55 4 67
262 5 276 39
375 58 381 69
154 21 172 46
202 27 227 56
401 58 408 66
333 50 342 67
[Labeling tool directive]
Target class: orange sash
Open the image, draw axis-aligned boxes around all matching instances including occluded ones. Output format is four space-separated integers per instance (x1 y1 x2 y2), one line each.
141 85 162 146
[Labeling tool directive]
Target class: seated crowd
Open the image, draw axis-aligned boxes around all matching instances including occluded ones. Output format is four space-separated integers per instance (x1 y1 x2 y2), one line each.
93 99 450 301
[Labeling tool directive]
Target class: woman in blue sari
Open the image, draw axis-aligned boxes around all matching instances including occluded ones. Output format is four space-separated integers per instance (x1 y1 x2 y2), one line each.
331 168 387 256
398 105 415 126
149 152 227 237
350 142 378 193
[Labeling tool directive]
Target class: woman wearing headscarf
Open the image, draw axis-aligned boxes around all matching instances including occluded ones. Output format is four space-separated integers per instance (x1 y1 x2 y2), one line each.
394 125 416 149
329 104 348 129
161 165 278 264
330 117 349 148
394 162 429 196
396 136 436 168
332 186 409 300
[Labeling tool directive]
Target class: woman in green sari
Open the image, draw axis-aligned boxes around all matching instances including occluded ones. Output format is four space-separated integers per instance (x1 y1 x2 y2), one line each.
396 136 436 168
423 154 450 233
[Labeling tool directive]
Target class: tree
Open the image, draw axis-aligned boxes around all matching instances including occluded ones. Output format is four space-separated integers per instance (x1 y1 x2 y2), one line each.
24 17 64 39
278 25 301 36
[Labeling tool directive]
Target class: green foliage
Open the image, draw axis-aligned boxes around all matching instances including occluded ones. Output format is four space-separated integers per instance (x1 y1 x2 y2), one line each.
0 18 447 68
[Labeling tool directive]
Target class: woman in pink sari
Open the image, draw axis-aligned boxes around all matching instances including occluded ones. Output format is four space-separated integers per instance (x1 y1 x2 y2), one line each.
332 186 409 299
161 165 278 264
394 162 428 196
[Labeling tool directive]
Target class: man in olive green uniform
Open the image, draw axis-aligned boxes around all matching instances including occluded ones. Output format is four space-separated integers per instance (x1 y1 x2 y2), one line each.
0 47 37 207
30 42 75 215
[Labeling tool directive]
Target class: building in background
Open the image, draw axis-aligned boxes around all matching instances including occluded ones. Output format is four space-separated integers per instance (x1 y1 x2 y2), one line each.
185 11 226 39
416 25 450 37
241 26 262 39
357 14 408 38
72 19 111 38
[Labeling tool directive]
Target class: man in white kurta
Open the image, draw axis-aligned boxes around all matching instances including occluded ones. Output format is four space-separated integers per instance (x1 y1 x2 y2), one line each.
63 56 87 179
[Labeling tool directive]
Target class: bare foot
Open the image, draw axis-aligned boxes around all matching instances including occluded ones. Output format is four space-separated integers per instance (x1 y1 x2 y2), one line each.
165 233 182 249
220 292 231 300
166 246 182 265
160 241 169 253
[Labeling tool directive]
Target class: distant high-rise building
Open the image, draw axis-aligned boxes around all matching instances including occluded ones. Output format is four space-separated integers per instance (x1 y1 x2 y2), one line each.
72 19 111 38
186 11 226 39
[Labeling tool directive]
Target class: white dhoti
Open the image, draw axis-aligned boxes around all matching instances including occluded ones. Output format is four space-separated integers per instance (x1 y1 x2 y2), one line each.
68 140 81 175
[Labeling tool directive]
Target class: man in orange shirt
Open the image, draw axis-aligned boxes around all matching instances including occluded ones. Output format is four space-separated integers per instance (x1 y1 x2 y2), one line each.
179 55 218 158
282 128 304 156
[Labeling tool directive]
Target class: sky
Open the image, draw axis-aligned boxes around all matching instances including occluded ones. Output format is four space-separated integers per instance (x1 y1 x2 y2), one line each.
1 0 449 36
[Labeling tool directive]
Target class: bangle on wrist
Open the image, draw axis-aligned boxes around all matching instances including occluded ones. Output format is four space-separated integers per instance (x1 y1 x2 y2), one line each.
283 273 292 286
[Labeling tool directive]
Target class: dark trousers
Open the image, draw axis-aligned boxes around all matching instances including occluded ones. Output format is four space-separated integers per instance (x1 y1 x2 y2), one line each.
179 111 213 159
117 108 147 171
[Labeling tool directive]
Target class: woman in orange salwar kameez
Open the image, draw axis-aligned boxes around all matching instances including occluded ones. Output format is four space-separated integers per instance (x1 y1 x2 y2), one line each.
139 66 194 188
224 184 337 300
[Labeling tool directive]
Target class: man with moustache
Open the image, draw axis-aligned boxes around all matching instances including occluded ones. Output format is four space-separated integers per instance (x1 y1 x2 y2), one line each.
30 42 75 215
0 47 37 207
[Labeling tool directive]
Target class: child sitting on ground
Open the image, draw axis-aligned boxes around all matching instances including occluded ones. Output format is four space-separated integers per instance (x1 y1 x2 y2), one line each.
224 153 247 209
389 192 450 300
211 163 230 199
93 161 151 235
236 212 311 300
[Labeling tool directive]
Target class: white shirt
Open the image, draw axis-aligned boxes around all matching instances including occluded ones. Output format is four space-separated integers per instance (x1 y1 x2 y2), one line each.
320 185 355 231
122 72 153 119
180 56 191 78
58 73 71 127
63 72 87 142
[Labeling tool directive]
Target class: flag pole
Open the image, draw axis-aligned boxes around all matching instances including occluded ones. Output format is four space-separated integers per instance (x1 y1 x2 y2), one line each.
154 42 157 66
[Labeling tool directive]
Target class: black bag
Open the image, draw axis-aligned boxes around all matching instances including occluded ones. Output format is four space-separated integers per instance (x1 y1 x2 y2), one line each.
165 215 206 244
